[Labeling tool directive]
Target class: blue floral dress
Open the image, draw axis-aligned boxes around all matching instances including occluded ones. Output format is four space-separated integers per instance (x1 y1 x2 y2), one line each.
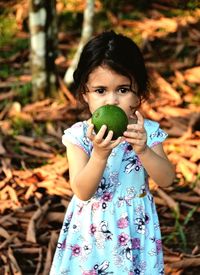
50 119 167 275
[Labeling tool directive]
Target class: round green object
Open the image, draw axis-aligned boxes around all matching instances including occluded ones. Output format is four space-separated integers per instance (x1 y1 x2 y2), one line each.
91 105 128 140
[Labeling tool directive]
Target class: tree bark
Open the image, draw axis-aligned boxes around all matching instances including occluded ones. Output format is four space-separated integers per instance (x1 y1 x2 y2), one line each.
64 0 94 87
29 0 57 101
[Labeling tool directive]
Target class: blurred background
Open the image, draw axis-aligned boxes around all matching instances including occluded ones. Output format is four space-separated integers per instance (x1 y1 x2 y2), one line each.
0 0 200 274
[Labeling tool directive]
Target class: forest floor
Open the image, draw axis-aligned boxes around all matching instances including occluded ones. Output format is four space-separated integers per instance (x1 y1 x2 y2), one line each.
0 1 200 274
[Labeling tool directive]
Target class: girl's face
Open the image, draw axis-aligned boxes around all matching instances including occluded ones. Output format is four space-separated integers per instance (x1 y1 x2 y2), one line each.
83 65 140 122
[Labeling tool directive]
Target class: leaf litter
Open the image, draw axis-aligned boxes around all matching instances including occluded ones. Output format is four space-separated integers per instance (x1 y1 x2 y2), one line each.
0 1 200 274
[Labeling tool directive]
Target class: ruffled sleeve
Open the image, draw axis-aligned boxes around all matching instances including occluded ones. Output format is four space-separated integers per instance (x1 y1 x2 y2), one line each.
62 121 92 156
144 119 168 148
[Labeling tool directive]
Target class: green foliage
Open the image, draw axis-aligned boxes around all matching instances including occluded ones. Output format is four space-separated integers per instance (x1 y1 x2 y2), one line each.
192 88 200 106
0 7 29 58
34 123 45 137
101 0 150 14
94 11 112 32
173 211 187 250
177 45 191 60
118 10 144 20
126 30 143 48
101 0 124 14
0 64 10 79
58 12 82 32
183 206 198 226
16 82 32 106
0 38 29 59
11 117 32 136
14 38 29 52
163 206 198 251
0 99 9 112
186 0 200 9
11 141 22 155
0 14 17 48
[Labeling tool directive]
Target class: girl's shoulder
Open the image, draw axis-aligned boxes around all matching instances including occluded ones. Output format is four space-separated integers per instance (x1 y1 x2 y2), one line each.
63 121 87 137
144 119 168 147
62 121 92 155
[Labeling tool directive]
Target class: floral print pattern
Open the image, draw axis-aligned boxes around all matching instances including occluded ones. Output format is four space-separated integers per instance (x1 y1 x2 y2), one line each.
50 119 168 275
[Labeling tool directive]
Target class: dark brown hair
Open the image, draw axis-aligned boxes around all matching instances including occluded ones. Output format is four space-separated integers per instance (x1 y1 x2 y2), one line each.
73 30 149 103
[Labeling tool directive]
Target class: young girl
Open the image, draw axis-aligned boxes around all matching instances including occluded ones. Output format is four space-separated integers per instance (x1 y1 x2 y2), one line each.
50 31 175 275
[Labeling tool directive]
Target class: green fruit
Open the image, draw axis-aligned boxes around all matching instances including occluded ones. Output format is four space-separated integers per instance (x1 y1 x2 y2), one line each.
91 105 128 140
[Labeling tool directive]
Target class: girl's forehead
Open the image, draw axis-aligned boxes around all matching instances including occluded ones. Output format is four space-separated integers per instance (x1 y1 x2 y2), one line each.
89 65 116 75
87 65 137 87
88 66 130 82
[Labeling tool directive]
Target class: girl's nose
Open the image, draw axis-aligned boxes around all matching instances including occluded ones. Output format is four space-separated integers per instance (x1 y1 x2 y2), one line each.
106 92 119 105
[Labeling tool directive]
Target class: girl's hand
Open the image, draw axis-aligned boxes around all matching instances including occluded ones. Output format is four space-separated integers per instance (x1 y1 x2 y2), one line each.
87 124 122 160
123 111 147 155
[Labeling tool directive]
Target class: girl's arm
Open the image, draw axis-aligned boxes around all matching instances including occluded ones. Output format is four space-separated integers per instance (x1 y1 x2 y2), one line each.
124 111 175 187
66 124 121 201
137 143 175 187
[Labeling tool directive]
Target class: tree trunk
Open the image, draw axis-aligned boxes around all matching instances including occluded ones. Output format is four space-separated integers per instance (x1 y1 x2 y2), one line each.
64 0 94 87
29 0 57 101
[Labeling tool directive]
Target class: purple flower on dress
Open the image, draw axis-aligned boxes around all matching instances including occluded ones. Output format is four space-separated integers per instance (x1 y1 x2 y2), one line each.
90 224 97 235
102 192 112 202
156 239 162 253
71 244 81 256
117 217 129 229
118 232 129 246
131 238 141 250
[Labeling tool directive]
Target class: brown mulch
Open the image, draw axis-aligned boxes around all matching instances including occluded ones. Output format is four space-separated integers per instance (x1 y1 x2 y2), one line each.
0 2 200 274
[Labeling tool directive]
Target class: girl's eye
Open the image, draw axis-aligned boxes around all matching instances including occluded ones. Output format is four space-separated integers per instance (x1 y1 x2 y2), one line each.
118 88 130 94
95 88 105 94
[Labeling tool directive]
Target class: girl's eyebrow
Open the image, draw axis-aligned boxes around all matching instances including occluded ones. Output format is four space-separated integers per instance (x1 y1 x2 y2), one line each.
117 84 131 87
90 84 131 88
90 85 106 88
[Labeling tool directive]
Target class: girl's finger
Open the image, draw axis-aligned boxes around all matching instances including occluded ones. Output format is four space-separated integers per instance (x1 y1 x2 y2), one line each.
94 125 107 142
123 131 143 139
126 124 143 132
102 130 113 143
87 124 95 139
125 138 145 145
110 136 122 148
135 111 144 126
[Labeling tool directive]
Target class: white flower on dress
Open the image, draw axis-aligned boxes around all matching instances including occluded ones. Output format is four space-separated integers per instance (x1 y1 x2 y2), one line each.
113 248 125 267
134 217 146 234
71 221 81 233
94 231 106 249
135 204 144 215
83 241 92 255
127 187 135 195
80 242 93 262
94 221 113 249
154 222 160 230
148 248 157 256
117 192 135 207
